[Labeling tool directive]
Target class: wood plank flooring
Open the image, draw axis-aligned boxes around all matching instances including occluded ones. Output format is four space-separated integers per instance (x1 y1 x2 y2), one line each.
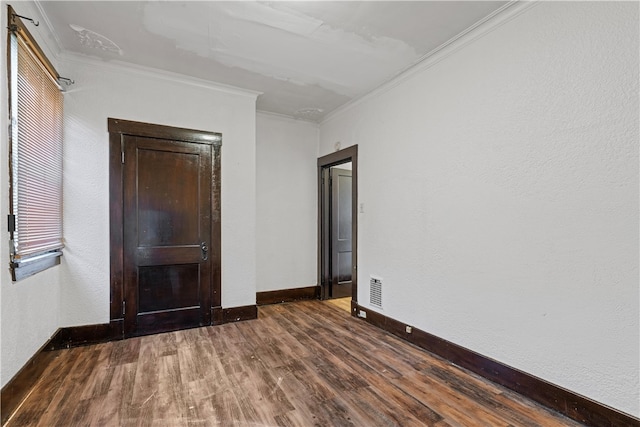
325 297 351 313
5 300 583 427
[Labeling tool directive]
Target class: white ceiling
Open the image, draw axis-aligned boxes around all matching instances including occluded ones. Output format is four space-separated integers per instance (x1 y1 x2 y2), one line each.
39 1 508 121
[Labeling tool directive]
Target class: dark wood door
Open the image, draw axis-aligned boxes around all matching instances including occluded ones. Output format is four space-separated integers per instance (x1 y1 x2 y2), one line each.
330 168 352 298
123 135 212 336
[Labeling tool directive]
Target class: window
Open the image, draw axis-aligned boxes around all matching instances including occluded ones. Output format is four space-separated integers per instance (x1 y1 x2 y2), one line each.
7 6 64 281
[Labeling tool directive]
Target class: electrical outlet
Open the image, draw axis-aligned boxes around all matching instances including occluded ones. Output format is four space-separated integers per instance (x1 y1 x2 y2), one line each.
406 326 412 334
358 310 367 319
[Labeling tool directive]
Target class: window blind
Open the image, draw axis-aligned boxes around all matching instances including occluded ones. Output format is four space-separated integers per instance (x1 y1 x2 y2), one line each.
9 32 64 260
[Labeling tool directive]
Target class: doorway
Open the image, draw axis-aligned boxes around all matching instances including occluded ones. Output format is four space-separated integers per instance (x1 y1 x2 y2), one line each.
318 145 358 312
109 118 222 337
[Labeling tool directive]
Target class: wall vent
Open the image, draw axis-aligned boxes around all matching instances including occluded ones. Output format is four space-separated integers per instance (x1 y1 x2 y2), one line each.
370 276 382 307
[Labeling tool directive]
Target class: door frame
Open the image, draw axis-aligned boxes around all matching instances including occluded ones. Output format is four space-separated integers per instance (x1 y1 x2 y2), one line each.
108 118 222 334
317 145 358 313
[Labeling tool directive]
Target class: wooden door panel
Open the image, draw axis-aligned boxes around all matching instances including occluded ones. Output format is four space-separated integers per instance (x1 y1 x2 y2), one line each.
335 172 352 282
123 135 212 336
331 168 353 298
136 146 200 246
136 246 201 266
336 252 352 283
138 264 200 313
135 308 202 336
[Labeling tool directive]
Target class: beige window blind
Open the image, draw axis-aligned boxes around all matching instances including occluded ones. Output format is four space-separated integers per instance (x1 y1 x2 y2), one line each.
9 13 64 270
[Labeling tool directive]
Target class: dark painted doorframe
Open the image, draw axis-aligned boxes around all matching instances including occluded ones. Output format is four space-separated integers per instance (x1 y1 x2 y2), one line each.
317 145 358 316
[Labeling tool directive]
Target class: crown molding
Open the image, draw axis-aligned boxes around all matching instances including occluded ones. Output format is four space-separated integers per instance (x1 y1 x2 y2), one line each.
10 1 62 62
32 0 63 55
256 110 321 126
57 52 262 100
321 0 539 125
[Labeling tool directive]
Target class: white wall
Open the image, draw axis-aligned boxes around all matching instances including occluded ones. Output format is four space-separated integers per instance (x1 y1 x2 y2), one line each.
256 113 318 292
320 2 639 417
0 1 63 388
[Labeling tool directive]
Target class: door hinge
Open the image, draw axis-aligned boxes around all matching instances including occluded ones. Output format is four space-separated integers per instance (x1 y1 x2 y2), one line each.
121 151 125 164
122 300 126 315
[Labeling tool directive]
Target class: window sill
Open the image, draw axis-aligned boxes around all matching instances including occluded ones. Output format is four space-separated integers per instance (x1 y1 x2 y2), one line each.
10 251 62 281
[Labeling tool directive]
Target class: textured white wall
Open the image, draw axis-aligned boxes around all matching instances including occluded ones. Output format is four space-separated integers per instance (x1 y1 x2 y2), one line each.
0 1 62 388
256 113 319 292
320 2 639 417
57 55 258 325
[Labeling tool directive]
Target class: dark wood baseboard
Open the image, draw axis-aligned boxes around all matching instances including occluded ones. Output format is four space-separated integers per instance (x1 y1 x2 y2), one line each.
1 338 58 425
45 308 257 349
256 285 320 305
47 319 124 350
222 304 258 323
2 320 124 425
211 305 224 325
212 304 258 325
351 303 639 427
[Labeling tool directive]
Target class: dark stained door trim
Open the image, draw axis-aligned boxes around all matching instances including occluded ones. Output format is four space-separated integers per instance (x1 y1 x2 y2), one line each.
317 145 358 311
108 118 222 333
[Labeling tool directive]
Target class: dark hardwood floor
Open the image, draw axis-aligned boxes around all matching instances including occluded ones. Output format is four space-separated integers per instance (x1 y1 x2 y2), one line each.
5 300 582 426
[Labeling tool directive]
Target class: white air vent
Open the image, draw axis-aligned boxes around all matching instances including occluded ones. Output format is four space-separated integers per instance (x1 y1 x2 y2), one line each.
370 276 382 307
